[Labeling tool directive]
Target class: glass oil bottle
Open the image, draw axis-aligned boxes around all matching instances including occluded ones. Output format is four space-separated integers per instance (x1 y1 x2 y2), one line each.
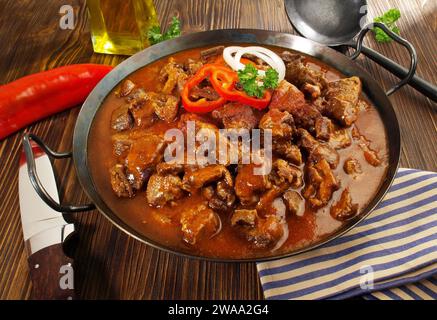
87 0 159 55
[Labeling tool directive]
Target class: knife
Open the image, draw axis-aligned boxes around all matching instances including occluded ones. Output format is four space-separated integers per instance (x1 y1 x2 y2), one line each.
19 142 76 300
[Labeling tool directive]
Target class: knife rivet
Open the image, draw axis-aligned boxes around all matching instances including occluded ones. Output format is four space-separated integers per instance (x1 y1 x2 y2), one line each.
34 264 40 269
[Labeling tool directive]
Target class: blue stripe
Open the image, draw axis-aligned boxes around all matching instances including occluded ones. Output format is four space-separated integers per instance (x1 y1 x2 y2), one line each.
260 219 437 278
266 246 437 299
397 286 422 300
383 290 402 300
359 195 437 227
325 207 437 248
390 174 437 192
414 282 437 299
376 183 437 209
395 169 422 178
429 277 437 286
377 182 437 209
331 265 437 300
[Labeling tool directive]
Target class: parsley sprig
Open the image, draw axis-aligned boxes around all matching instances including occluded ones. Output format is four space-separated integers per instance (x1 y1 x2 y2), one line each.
148 16 181 45
373 9 401 43
237 64 279 98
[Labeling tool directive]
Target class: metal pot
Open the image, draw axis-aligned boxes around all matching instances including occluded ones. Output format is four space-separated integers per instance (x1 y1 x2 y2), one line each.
23 29 414 262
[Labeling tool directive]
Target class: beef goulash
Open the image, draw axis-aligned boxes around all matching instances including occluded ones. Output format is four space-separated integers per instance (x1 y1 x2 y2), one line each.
88 45 388 259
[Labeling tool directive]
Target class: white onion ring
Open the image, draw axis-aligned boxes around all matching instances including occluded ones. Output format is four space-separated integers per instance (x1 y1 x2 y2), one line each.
222 46 286 81
236 46 286 81
233 48 276 77
222 46 243 71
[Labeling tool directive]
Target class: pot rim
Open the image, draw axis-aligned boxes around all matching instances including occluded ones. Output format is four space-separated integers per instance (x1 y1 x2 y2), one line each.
73 29 400 263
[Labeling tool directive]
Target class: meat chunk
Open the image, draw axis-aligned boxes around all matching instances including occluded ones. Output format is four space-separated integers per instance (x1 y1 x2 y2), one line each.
269 80 323 130
325 77 361 126
315 117 333 141
159 57 188 94
146 92 179 123
235 164 271 205
189 86 221 102
362 147 381 166
231 208 285 248
330 189 359 221
283 190 305 217
206 179 236 212
280 51 301 63
246 215 284 248
112 133 132 158
125 87 148 103
182 165 233 192
231 208 284 249
200 178 236 212
130 97 157 129
180 203 220 245
303 159 339 209
177 113 224 164
231 209 257 227
200 46 224 62
116 79 136 97
178 113 219 134
185 58 203 75
146 174 183 207
212 103 259 130
110 164 133 198
269 80 307 113
111 104 133 132
125 134 166 190
259 109 295 140
273 141 303 165
343 157 362 176
269 159 303 189
303 83 322 99
282 52 328 94
256 184 288 214
329 127 352 149
299 129 339 169
156 162 184 175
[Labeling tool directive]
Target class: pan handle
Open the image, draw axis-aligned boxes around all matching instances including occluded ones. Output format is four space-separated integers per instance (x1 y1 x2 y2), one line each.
349 22 417 96
23 133 96 213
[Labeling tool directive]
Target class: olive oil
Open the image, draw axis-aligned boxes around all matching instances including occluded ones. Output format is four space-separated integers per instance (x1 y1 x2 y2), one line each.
87 0 159 55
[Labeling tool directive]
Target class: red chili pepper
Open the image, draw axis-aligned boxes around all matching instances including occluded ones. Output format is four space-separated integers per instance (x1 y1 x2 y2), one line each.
0 64 113 140
209 66 272 110
181 64 227 113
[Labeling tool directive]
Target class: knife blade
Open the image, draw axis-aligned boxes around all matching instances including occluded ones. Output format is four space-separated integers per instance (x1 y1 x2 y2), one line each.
19 142 76 300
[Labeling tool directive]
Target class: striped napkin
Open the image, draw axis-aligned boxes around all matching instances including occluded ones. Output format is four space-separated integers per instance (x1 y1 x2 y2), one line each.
257 168 437 300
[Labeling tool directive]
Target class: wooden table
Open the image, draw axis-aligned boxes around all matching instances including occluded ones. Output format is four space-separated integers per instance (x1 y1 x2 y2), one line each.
0 0 435 300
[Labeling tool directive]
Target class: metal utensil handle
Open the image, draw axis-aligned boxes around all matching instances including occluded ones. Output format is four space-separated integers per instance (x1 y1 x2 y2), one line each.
350 22 418 96
23 133 95 213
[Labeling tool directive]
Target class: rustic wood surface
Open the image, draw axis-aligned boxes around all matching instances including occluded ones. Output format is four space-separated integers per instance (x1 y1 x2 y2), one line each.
0 0 435 300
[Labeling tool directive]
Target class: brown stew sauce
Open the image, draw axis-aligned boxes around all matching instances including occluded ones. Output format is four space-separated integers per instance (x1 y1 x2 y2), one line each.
88 46 388 259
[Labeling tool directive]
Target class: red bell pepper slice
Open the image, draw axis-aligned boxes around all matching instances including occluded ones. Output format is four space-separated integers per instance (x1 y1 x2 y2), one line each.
209 67 272 110
181 65 227 113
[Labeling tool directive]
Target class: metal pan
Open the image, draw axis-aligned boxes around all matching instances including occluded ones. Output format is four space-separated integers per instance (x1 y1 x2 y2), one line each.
23 29 405 262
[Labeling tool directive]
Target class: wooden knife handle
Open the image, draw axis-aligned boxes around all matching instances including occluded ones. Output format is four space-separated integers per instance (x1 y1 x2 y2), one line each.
28 243 75 300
